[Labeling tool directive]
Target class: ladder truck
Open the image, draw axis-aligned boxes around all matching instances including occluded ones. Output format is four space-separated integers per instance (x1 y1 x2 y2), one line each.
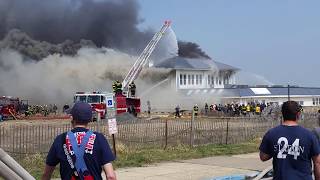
74 21 172 118
122 20 172 92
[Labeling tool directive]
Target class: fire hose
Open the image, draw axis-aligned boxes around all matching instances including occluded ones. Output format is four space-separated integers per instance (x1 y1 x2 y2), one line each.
0 148 35 180
8 109 18 120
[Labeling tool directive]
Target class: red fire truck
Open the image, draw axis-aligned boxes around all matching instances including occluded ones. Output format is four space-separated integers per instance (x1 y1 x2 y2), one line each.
74 91 141 119
73 21 171 118
0 96 20 119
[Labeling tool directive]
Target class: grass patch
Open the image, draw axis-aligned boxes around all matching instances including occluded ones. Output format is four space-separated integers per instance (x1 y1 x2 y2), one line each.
16 139 260 179
113 139 260 168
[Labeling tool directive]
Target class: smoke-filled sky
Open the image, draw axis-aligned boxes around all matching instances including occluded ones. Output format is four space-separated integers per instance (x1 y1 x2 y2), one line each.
138 0 320 87
0 0 210 105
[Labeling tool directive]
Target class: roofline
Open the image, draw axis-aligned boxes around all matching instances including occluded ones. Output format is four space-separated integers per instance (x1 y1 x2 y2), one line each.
168 67 239 72
222 95 320 99
226 86 320 89
174 68 211 71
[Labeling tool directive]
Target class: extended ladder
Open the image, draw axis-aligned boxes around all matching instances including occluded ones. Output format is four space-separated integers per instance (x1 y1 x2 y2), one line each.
122 21 172 90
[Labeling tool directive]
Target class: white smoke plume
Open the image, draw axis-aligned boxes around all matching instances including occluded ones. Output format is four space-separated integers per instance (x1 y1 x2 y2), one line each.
0 48 133 105
0 47 173 107
235 71 273 86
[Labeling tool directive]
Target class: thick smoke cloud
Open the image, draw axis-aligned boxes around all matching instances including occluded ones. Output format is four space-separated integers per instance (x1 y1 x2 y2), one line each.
0 29 96 60
178 41 211 59
0 0 209 60
0 0 212 109
0 0 151 53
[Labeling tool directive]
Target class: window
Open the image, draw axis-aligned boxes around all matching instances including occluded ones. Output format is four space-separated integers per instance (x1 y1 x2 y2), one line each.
179 74 187 85
299 101 304 105
75 95 87 103
191 75 194 85
212 76 214 85
218 77 221 85
196 75 199 84
87 95 100 103
216 77 218 85
188 75 191 84
313 98 316 105
208 75 211 85
199 75 202 84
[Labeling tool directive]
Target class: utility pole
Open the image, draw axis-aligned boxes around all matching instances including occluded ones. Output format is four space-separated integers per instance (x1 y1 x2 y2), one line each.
287 84 290 101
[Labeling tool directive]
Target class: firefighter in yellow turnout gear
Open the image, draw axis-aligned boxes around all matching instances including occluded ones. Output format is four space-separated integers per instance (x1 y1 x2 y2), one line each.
112 80 122 94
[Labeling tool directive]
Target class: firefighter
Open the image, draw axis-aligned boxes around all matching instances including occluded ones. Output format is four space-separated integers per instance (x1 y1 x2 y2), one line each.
204 103 209 115
129 81 136 97
175 105 180 118
241 104 247 116
128 105 137 117
43 105 49 117
255 104 261 116
53 104 58 115
193 104 199 116
63 104 70 113
112 80 122 94
246 104 251 117
25 105 32 117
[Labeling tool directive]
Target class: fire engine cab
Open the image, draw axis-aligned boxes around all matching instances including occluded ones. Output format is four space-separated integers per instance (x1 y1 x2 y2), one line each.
74 91 141 119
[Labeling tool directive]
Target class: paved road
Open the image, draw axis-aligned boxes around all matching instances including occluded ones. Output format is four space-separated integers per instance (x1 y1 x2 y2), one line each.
115 152 271 180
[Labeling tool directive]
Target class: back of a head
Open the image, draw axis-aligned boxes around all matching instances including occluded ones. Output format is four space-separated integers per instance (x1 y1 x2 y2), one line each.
69 102 93 124
281 101 301 121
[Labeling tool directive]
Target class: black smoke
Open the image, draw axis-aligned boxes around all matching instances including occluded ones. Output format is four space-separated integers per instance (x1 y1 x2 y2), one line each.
178 41 211 59
0 29 97 60
0 0 151 52
0 0 210 60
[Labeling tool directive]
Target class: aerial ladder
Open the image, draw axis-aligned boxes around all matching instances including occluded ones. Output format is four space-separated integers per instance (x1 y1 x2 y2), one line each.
121 20 172 95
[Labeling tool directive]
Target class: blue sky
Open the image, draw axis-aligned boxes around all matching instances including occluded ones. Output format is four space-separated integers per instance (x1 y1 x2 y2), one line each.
137 0 320 87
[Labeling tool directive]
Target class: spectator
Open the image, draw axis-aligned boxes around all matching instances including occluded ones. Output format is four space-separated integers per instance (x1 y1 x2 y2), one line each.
175 105 180 118
147 101 151 117
259 101 320 180
204 103 209 115
318 110 320 125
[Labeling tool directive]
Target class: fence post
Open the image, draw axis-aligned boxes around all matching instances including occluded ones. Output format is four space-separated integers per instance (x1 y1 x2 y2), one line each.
225 118 229 145
97 113 101 133
164 119 168 150
190 110 195 147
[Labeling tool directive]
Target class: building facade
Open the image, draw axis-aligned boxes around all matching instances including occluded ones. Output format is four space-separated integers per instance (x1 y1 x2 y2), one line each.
154 56 238 90
149 56 320 109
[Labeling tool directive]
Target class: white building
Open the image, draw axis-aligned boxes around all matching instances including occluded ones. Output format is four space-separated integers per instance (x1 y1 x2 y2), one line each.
150 56 320 108
222 86 320 107
154 56 238 90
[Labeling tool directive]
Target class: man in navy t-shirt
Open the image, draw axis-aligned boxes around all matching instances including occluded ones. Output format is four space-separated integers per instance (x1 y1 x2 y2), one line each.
259 101 320 180
41 102 116 180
